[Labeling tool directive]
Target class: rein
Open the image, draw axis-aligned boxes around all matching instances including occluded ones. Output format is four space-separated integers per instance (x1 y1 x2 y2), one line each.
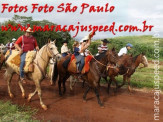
89 52 118 70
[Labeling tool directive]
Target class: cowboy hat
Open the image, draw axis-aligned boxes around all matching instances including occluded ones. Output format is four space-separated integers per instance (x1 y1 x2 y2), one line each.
12 38 16 41
82 35 89 42
26 27 33 33
101 39 110 43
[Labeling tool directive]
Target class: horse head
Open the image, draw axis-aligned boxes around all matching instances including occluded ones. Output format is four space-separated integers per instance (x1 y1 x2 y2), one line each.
140 53 148 67
106 48 119 65
46 40 61 60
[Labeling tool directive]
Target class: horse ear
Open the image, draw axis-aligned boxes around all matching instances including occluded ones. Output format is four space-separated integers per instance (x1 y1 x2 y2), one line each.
142 52 145 55
112 47 115 51
53 39 56 43
48 39 51 43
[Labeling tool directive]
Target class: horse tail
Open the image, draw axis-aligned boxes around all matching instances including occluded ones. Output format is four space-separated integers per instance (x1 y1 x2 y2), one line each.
52 61 58 84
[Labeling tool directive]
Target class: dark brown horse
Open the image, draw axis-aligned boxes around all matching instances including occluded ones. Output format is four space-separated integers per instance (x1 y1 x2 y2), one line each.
53 48 118 107
107 53 148 92
0 52 5 70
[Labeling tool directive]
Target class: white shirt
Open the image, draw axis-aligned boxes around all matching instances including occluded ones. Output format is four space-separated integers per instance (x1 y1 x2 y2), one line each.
118 47 127 56
79 45 84 56
79 45 89 56
61 45 68 54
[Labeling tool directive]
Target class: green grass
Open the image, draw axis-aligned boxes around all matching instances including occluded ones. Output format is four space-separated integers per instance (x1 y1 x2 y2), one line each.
90 35 163 58
101 62 163 90
0 101 38 122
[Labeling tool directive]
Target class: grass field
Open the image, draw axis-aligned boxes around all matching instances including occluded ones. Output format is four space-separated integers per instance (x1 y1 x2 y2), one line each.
0 101 38 122
101 62 163 90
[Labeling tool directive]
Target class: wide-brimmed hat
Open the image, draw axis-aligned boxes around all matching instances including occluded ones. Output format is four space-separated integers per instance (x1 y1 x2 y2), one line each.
12 38 16 41
101 39 110 43
82 36 89 42
26 27 33 33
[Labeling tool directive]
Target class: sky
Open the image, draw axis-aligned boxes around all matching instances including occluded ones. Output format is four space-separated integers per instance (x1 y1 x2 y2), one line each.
0 0 163 39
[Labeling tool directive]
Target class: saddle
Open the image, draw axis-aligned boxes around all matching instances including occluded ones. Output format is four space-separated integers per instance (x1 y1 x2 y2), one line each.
67 54 93 74
5 50 36 73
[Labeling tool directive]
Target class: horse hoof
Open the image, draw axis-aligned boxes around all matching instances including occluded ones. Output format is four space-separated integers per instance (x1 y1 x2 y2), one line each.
100 106 105 109
42 105 48 111
9 93 14 98
50 82 53 86
59 93 63 96
83 100 87 103
27 97 31 102
22 93 26 99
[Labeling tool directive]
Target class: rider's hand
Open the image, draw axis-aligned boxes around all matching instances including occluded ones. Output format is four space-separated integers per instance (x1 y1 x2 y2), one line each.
36 46 39 51
19 49 23 55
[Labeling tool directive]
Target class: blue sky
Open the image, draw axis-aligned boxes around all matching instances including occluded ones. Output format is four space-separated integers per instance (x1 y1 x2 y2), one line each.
0 0 163 39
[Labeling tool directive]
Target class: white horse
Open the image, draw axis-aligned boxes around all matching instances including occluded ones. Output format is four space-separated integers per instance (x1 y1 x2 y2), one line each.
47 58 56 85
5 41 60 110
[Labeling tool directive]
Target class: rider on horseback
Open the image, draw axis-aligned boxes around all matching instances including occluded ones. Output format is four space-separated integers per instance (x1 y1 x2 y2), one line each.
14 27 39 82
96 39 110 56
73 34 92 73
118 43 133 56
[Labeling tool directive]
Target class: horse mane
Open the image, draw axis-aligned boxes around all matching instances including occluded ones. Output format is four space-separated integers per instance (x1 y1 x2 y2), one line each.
132 54 140 62
94 51 107 60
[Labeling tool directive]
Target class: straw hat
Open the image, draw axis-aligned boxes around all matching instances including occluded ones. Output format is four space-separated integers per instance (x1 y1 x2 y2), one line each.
12 38 16 41
26 27 33 33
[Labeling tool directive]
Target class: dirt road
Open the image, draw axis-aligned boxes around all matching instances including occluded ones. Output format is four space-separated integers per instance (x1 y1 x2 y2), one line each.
0 69 162 122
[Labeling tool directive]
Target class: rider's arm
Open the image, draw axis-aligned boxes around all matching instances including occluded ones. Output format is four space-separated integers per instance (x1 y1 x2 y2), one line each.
15 36 23 54
34 39 39 51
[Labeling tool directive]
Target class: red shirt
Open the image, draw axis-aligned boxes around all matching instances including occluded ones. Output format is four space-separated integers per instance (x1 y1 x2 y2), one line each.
15 35 38 52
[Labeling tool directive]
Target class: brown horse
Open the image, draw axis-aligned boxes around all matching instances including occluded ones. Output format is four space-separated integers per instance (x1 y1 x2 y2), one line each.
0 52 5 70
107 53 148 92
53 48 118 107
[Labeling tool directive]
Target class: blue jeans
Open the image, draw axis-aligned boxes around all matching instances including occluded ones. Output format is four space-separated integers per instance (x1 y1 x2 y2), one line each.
78 56 85 72
62 53 68 57
20 53 27 78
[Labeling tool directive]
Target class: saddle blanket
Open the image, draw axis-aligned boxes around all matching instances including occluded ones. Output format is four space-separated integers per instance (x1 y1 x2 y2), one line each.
68 54 93 74
5 50 36 73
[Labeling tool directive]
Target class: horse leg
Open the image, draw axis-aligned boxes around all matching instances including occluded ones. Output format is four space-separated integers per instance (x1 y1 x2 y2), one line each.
63 75 69 94
82 80 85 88
35 80 47 110
18 77 26 99
27 88 37 102
94 88 103 107
58 78 62 96
63 79 66 94
70 76 76 90
112 77 119 93
83 85 90 102
107 78 112 93
6 72 14 98
127 77 132 92
118 75 127 88
50 65 54 85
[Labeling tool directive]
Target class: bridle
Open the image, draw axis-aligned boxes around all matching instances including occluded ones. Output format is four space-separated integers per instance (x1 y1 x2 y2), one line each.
37 44 59 64
34 43 60 78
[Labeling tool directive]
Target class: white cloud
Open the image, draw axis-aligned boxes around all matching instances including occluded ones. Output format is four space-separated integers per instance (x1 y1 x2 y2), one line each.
0 0 163 39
